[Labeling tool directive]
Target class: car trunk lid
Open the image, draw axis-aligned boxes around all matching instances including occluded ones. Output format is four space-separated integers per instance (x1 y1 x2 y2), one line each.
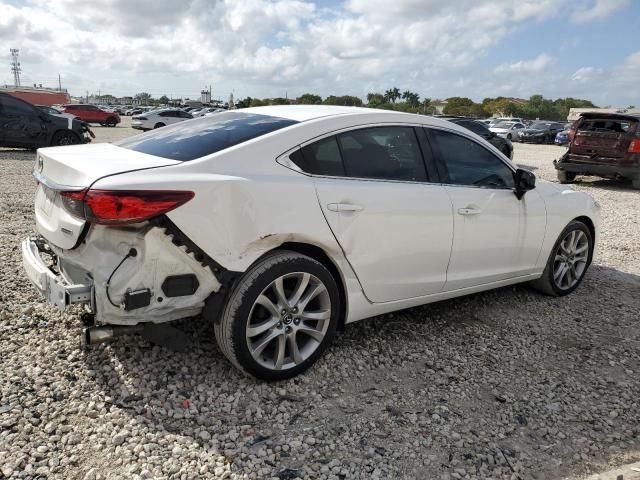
34 143 180 249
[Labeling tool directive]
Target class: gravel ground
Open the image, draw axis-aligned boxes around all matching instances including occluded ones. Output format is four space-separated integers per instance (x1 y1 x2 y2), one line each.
1 118 639 480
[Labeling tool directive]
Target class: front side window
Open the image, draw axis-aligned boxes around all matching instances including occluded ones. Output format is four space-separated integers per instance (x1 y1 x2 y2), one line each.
117 112 298 161
337 127 427 181
429 129 515 188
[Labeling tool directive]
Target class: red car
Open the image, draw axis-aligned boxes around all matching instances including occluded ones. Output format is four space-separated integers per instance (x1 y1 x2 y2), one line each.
555 112 640 189
60 104 120 127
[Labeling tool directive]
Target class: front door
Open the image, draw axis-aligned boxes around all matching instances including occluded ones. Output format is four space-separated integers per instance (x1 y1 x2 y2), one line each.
292 126 454 303
427 127 546 291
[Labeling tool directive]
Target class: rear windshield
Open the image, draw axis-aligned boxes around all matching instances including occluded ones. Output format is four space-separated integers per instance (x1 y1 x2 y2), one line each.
116 112 298 161
578 118 634 133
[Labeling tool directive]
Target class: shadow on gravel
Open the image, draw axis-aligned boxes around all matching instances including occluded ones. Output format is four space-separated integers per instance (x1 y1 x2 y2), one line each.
573 177 638 193
81 264 640 479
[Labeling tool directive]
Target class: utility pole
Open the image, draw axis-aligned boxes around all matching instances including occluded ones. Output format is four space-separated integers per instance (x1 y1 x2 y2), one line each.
10 49 21 87
58 73 61 91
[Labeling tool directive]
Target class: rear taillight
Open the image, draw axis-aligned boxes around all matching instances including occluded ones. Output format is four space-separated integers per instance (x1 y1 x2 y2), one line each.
628 139 640 153
60 190 194 225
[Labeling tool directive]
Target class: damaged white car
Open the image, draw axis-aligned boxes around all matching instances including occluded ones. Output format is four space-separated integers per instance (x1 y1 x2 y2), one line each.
23 106 600 380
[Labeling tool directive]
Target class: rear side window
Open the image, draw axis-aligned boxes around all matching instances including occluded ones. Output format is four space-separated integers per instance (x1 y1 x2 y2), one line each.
338 127 427 181
116 112 298 161
0 95 35 116
289 126 427 182
429 129 515 188
292 137 345 177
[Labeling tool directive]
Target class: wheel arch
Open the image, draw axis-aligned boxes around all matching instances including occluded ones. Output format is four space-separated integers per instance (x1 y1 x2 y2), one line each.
573 215 596 247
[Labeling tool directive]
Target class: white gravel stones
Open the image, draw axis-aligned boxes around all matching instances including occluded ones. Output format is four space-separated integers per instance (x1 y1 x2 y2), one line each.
0 121 639 479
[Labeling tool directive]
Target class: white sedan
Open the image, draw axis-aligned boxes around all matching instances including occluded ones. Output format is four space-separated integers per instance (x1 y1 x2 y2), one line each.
490 121 526 141
23 106 599 380
131 109 193 130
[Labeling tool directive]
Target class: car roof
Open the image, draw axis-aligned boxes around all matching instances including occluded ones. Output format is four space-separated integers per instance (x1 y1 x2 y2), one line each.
580 112 640 121
241 105 416 122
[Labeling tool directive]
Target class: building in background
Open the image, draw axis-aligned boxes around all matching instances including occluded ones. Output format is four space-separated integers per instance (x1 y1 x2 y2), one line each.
0 85 70 106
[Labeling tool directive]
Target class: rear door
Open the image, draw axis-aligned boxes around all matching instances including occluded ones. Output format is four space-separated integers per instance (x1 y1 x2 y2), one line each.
570 115 637 165
293 125 454 303
0 95 48 148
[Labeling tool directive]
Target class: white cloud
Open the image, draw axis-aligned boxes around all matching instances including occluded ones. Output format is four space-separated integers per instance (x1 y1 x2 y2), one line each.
571 0 630 23
495 54 555 74
571 66 604 83
0 0 635 106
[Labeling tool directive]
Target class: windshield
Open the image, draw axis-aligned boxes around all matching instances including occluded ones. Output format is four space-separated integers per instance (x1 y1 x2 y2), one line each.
116 111 298 161
493 121 515 128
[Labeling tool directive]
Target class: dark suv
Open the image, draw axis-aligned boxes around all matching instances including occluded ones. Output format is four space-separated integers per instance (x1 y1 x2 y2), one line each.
555 112 640 188
0 93 93 149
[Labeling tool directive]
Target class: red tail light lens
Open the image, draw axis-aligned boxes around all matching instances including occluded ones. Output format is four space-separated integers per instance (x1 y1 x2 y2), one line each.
60 190 194 225
628 139 640 153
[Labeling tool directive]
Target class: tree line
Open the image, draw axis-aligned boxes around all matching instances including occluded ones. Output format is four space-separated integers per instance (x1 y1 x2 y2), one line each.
134 88 599 121
236 90 598 120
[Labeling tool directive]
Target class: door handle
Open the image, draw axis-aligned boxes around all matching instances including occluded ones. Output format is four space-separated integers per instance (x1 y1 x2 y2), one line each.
327 203 364 213
457 207 481 215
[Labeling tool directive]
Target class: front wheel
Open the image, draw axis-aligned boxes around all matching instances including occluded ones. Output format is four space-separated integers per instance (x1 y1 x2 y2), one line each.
557 170 576 184
51 131 80 146
507 133 512 140
153 122 165 129
530 220 593 296
215 251 340 380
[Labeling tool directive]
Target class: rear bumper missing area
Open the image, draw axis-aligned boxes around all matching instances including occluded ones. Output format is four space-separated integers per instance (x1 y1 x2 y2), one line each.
21 237 93 311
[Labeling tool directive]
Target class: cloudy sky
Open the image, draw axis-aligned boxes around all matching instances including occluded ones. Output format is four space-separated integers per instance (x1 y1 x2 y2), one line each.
1 0 638 106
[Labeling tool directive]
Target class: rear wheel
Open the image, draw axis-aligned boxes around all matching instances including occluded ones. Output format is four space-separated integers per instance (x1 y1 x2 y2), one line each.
51 131 80 146
153 122 165 129
631 177 640 190
530 220 593 296
105 117 117 127
501 145 511 158
215 251 340 380
507 133 512 140
557 170 576 184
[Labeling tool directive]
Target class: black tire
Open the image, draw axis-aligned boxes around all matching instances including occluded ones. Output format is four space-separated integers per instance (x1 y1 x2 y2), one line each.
557 170 576 184
215 251 340 381
501 145 511 158
631 177 640 190
153 122 165 129
507 133 512 140
530 220 593 297
51 131 80 146
105 117 117 127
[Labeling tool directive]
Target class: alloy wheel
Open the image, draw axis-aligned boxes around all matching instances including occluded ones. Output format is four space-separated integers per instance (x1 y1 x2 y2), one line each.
246 272 331 371
552 229 589 290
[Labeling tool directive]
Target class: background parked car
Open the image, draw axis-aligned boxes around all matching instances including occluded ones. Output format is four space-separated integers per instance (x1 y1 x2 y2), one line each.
0 93 93 149
131 109 193 130
489 121 525 141
555 113 640 188
61 104 121 127
446 118 513 158
518 121 564 144
554 122 574 146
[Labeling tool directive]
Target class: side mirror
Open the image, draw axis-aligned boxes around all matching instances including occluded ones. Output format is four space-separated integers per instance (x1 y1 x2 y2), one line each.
514 168 535 199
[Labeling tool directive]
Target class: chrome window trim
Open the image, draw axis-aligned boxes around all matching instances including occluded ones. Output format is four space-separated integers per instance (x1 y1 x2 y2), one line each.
32 169 85 192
